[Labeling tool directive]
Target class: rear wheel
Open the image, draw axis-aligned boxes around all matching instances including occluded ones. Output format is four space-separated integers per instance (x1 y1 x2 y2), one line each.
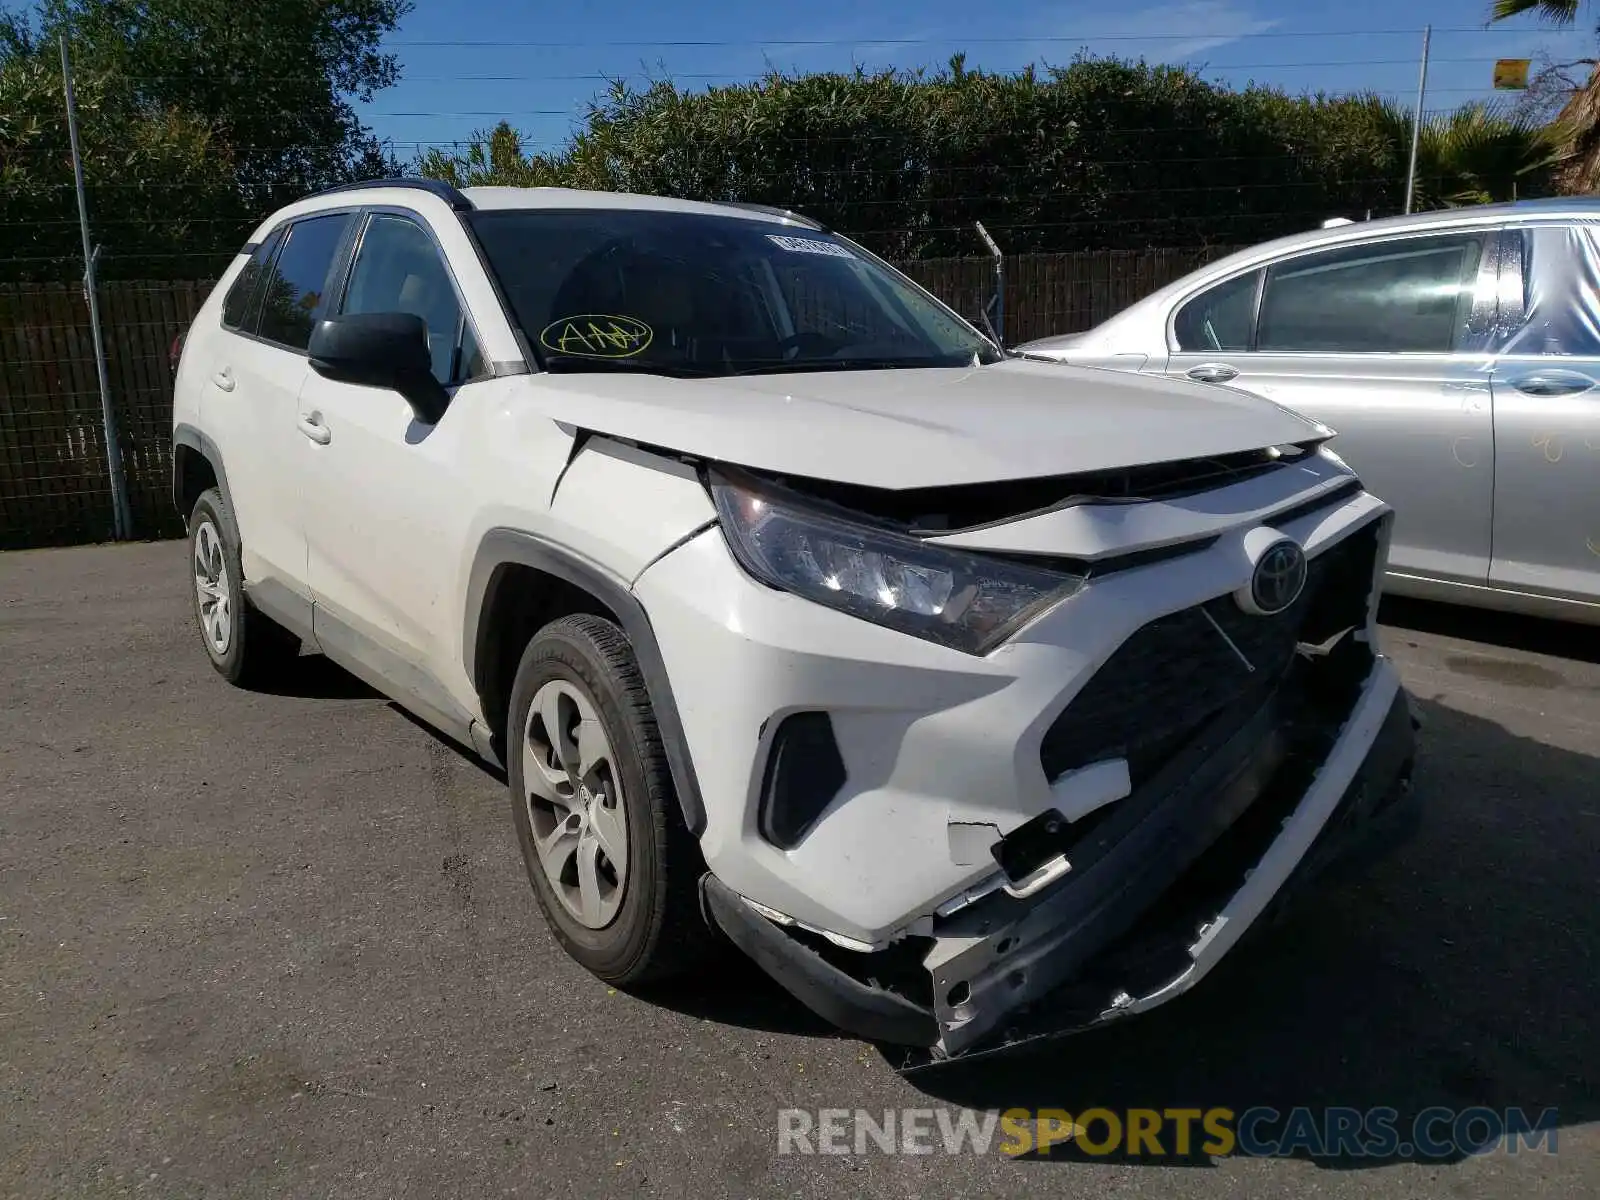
187 488 298 686
506 613 713 985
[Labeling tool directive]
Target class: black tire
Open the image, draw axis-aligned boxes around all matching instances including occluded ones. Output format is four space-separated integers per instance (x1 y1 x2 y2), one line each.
186 488 299 687
506 613 714 985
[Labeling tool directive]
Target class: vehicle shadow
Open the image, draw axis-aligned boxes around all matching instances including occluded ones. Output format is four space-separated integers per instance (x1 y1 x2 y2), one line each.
387 702 508 786
898 696 1599 1168
247 649 383 700
633 954 849 1040
389 700 842 1037
1379 594 1600 665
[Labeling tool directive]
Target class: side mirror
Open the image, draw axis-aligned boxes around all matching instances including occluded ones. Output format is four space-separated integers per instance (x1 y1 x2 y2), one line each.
308 312 450 425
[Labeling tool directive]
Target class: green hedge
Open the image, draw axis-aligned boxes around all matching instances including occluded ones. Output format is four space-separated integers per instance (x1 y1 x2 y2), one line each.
422 56 1558 259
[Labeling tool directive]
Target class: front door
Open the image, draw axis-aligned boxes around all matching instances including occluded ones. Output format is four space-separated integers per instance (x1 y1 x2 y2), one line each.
299 209 489 728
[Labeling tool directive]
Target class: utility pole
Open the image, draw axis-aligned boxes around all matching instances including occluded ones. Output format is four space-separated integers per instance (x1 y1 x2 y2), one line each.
1403 24 1432 216
60 33 131 540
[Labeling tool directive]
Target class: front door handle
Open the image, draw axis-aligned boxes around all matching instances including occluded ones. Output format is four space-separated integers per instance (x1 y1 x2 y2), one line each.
1187 363 1239 384
296 413 332 445
1507 370 1596 397
211 367 235 392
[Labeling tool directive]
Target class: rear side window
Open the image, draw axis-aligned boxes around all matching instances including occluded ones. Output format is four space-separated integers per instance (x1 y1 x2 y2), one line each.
1174 269 1259 352
256 213 353 351
1257 233 1487 354
220 230 281 331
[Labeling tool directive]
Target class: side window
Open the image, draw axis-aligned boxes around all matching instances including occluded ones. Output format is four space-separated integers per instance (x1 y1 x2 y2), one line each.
220 229 282 332
1257 233 1487 354
339 213 472 383
257 213 353 352
1173 269 1259 352
1495 224 1600 356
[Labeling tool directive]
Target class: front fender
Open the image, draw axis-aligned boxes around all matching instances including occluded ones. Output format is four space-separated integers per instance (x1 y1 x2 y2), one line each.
460 532 710 838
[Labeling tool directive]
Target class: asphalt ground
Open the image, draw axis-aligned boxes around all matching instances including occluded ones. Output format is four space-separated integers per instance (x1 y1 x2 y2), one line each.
1 540 1596 1198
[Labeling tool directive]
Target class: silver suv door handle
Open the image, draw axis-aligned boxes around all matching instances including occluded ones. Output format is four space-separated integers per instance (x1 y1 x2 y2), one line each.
296 413 332 445
1186 363 1239 384
1507 370 1595 397
211 367 235 392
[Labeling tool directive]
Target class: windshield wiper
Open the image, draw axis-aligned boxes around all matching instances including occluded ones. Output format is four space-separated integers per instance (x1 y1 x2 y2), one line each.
728 357 970 377
541 354 720 379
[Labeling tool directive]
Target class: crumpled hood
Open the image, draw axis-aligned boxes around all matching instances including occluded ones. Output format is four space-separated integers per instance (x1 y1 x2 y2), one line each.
528 357 1328 489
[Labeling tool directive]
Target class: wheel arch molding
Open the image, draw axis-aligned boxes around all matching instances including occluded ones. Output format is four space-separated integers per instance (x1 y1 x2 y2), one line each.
172 423 234 526
464 528 707 838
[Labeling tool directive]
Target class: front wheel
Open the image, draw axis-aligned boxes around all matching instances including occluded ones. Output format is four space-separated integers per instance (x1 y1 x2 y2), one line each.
506 613 713 985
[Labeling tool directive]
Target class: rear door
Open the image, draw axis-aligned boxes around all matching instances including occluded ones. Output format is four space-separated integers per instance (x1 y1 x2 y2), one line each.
1486 222 1600 605
1163 230 1501 587
199 211 354 622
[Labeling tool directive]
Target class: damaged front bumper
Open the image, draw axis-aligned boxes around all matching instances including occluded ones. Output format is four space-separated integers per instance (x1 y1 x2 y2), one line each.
700 649 1419 1061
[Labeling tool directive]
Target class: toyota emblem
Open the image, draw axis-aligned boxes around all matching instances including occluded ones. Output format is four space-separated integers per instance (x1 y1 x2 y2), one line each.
1248 539 1307 615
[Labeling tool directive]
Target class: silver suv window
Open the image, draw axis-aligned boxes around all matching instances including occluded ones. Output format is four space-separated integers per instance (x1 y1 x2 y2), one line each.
1256 233 1488 354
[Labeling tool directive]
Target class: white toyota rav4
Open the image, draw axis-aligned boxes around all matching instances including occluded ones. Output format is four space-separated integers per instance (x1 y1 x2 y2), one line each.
171 179 1419 1061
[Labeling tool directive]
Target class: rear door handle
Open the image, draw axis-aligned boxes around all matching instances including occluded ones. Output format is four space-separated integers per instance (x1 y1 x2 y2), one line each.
211 367 235 392
296 413 332 445
1507 370 1596 397
1186 363 1239 384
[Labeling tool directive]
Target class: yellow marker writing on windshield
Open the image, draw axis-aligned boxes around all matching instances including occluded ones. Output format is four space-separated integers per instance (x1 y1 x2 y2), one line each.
539 314 653 359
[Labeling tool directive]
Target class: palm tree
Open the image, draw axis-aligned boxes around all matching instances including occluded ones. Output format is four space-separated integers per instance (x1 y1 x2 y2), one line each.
1491 1 1582 18
1418 101 1562 203
1490 0 1600 190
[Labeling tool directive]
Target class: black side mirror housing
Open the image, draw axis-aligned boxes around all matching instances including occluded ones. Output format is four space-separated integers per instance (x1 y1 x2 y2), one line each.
308 312 450 425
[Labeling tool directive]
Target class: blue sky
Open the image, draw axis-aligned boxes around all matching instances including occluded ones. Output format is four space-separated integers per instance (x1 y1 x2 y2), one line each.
362 0 1594 157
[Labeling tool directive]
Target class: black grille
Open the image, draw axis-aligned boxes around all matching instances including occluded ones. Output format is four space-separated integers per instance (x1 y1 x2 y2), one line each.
1040 521 1380 788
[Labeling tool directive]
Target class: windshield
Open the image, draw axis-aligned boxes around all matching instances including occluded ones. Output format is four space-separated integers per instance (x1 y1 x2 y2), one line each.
467 208 1000 376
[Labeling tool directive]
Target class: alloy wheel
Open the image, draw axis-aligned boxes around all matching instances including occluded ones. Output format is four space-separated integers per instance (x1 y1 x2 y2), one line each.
192 518 232 655
521 679 629 929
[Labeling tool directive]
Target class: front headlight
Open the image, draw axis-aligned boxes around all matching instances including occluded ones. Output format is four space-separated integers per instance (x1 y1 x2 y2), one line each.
710 468 1084 655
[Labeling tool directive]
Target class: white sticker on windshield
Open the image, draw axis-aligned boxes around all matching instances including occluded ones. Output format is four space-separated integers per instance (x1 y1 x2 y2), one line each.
766 234 855 259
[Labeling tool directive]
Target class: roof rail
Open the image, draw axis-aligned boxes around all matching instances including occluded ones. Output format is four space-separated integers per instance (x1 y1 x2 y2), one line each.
307 177 474 212
717 201 826 231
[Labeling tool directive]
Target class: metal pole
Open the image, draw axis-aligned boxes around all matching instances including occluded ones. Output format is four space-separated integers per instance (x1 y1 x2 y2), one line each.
60 34 131 541
1403 24 1432 215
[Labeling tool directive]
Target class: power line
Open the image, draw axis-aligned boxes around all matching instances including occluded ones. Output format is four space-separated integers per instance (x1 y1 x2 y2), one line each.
385 27 1585 48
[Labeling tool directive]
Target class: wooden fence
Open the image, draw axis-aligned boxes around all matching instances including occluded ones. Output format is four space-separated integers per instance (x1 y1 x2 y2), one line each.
0 245 1237 550
1 280 211 549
